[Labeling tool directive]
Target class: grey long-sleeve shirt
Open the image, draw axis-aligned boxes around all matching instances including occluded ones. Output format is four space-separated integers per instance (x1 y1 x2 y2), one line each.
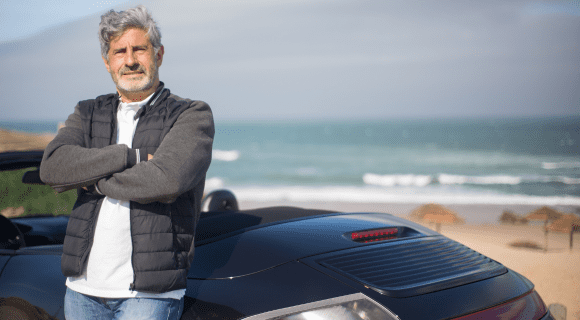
40 95 214 205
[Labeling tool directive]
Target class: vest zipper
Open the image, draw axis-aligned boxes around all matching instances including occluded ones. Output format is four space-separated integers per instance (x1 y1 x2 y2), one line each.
129 201 136 292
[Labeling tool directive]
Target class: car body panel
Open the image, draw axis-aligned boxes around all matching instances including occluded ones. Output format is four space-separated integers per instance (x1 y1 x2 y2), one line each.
309 236 508 297
305 258 535 320
0 254 66 319
189 212 437 279
0 205 550 320
11 216 69 246
0 150 44 171
183 261 359 319
183 257 536 320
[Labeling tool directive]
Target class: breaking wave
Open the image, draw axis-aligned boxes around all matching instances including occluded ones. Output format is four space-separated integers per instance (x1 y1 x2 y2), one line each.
363 173 432 187
542 161 580 170
438 174 521 185
362 173 580 186
205 177 225 190
226 185 580 206
212 150 240 162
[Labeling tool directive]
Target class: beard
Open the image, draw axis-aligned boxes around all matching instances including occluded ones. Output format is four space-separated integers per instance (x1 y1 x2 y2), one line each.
110 61 159 93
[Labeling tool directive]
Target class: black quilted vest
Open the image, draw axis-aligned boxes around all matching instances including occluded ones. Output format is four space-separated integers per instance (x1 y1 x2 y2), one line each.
61 84 205 293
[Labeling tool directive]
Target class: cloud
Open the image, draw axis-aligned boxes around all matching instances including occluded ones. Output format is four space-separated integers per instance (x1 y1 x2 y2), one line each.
524 1 580 16
0 0 132 42
1 0 579 121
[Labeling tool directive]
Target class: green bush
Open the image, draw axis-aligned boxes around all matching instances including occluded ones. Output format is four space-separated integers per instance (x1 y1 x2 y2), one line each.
0 168 77 217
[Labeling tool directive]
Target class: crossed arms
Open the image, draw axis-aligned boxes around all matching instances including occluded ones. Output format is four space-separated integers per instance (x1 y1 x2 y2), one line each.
40 100 214 204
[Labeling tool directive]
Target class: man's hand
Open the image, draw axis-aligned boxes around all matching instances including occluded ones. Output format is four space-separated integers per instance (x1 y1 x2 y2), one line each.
81 185 100 195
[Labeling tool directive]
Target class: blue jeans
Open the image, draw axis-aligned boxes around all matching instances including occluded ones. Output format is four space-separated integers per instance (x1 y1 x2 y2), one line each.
65 288 184 320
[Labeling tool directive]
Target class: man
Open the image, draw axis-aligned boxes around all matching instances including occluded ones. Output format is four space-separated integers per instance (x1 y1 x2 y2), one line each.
40 5 214 320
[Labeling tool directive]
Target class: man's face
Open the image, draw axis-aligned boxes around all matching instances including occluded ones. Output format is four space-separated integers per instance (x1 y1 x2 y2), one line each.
103 28 163 94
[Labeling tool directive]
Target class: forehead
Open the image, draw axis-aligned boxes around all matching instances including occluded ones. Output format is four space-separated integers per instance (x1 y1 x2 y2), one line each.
110 28 151 48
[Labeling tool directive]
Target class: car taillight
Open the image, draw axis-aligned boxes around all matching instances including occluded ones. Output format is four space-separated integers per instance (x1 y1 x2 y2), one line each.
242 293 401 320
453 290 547 320
350 227 398 243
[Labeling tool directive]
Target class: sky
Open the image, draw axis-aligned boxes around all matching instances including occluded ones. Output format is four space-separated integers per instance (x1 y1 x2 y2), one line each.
1 0 579 121
0 0 132 42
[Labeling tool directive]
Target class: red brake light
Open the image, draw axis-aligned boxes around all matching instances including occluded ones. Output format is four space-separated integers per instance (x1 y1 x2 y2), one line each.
351 227 398 243
453 290 547 320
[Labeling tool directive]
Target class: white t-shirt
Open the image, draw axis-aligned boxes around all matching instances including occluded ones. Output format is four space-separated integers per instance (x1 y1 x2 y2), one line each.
66 93 186 299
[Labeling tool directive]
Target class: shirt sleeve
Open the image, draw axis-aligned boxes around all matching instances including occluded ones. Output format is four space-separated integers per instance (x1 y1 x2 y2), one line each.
39 103 140 192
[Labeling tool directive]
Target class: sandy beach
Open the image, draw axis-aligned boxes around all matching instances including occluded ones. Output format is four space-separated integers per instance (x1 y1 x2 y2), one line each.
0 129 55 152
241 200 580 319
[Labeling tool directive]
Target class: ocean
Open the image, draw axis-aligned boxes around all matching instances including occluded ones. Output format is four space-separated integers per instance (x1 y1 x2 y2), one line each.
2 117 579 207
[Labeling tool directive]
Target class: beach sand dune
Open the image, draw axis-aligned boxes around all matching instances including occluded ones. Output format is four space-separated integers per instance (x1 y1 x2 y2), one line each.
241 200 580 319
0 129 54 152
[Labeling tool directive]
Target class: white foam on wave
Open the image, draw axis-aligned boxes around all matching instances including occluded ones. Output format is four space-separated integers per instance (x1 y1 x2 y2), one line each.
560 176 580 185
227 185 580 206
204 177 225 190
212 149 240 161
542 161 580 170
528 175 580 185
438 174 580 185
363 173 432 187
363 173 580 186
438 174 521 185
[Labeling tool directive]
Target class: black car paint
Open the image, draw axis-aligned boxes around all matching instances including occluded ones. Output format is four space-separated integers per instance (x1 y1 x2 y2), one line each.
189 213 437 279
0 252 66 319
1 210 542 320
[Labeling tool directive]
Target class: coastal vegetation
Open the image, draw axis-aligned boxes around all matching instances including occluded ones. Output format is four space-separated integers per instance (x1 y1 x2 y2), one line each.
0 168 76 217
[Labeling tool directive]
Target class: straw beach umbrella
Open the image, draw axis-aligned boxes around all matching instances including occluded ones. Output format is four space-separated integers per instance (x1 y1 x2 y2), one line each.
547 214 580 250
525 206 563 251
525 206 563 222
499 210 528 225
410 203 464 232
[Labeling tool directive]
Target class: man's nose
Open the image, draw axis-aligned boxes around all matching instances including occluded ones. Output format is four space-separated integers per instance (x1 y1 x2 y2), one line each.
124 51 138 68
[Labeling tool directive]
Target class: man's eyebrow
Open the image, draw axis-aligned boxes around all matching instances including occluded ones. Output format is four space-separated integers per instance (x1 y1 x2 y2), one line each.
111 45 147 53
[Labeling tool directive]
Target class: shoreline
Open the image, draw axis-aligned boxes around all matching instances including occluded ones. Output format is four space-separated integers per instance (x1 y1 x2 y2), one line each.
0 129 55 152
238 200 578 224
241 200 580 319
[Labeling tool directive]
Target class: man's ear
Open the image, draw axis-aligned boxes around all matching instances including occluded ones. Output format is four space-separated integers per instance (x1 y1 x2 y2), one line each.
156 45 164 67
102 56 111 73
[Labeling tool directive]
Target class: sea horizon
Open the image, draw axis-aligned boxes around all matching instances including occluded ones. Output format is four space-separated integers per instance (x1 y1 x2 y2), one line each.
2 117 579 209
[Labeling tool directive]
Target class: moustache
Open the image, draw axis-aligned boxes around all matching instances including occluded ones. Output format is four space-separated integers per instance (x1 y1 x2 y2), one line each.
119 65 146 76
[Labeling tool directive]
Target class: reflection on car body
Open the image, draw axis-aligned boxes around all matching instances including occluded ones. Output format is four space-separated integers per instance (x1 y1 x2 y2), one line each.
0 151 556 319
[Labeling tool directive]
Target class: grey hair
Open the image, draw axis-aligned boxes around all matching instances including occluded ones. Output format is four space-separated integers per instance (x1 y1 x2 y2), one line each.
99 5 162 60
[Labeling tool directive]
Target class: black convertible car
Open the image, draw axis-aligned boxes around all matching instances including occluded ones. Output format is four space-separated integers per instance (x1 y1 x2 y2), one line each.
0 151 555 319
